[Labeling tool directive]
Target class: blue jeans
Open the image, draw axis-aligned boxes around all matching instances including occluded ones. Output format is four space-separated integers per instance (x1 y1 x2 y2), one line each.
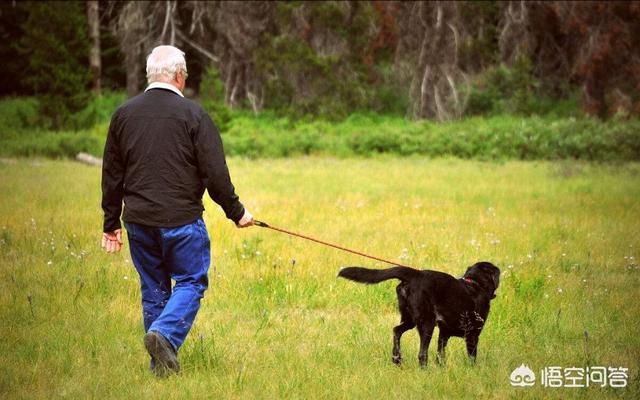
125 218 210 350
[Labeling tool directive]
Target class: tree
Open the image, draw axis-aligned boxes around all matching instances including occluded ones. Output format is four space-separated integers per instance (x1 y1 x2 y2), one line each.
561 2 640 117
18 1 90 127
395 1 469 121
87 0 101 94
0 2 30 96
6 0 638 121
254 1 379 117
497 1 640 117
202 1 274 111
108 1 214 98
109 1 151 97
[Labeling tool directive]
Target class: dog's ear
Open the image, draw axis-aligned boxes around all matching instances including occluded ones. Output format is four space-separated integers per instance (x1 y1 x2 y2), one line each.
491 272 499 290
480 262 500 290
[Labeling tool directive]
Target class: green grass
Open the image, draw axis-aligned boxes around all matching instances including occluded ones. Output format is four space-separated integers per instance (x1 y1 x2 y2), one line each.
1 157 639 399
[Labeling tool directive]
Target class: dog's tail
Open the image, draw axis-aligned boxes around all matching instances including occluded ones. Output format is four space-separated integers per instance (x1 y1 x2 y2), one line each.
338 266 421 284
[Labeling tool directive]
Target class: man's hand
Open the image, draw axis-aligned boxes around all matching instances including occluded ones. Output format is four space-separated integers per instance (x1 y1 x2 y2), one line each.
102 229 123 253
237 210 254 228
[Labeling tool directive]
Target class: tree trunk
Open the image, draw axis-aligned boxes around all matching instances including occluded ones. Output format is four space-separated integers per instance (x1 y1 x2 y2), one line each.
112 1 149 97
499 1 530 66
125 59 142 98
410 2 466 121
87 0 101 94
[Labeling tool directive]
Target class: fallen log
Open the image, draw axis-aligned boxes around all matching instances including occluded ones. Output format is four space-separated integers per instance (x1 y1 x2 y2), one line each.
75 152 103 167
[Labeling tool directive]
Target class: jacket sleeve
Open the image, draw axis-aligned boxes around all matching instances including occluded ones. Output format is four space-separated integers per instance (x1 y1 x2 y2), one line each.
101 112 125 232
194 111 245 223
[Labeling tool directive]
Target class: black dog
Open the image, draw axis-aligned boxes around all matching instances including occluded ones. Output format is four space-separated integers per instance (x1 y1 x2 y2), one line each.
338 261 500 367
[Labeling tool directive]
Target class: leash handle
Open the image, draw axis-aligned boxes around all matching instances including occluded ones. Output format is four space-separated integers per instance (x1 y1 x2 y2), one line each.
253 220 413 269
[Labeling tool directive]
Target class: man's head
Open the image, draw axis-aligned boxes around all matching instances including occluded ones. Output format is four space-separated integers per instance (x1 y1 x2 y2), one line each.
146 45 188 92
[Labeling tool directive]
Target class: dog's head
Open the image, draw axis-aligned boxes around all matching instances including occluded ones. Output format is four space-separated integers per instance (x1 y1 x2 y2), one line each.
463 261 501 299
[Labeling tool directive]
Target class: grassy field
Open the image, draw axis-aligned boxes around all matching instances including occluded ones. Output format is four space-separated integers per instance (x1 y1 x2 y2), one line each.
1 157 639 399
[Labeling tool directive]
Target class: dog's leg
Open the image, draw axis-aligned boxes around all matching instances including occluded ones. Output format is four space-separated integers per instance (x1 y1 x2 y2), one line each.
392 320 415 365
436 332 449 365
392 284 414 365
465 333 479 363
417 320 435 368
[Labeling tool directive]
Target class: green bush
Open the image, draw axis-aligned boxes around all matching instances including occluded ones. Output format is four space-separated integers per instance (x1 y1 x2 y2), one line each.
198 66 239 132
201 100 236 133
0 93 124 133
70 92 126 129
198 66 226 104
0 97 44 135
0 95 111 157
465 58 581 118
0 129 103 158
1 95 639 161
219 114 640 161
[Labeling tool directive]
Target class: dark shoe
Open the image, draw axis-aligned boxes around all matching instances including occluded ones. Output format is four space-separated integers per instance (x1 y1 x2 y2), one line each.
144 331 180 377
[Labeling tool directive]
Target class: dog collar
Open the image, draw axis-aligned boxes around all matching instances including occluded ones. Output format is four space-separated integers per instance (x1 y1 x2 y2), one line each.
464 277 497 299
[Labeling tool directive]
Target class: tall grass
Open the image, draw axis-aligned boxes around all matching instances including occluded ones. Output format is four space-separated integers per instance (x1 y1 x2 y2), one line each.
1 158 639 399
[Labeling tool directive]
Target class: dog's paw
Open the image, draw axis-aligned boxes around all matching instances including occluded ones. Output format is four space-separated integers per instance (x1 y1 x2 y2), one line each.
392 355 402 365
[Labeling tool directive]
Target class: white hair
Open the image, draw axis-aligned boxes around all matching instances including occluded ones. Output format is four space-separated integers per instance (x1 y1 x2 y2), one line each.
146 45 187 83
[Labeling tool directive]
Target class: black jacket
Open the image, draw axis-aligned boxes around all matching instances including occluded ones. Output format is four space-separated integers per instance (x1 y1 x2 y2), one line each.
101 87 245 232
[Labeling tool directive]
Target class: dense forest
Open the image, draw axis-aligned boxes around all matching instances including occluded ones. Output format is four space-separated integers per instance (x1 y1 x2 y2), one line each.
2 1 638 123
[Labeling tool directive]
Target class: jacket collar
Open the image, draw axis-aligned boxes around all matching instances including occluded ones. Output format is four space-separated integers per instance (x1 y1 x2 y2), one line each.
144 82 184 97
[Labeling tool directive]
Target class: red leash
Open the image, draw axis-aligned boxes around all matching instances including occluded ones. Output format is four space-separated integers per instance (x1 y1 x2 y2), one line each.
254 220 414 269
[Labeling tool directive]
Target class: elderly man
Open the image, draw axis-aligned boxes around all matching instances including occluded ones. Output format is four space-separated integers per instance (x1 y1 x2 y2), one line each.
101 45 253 376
